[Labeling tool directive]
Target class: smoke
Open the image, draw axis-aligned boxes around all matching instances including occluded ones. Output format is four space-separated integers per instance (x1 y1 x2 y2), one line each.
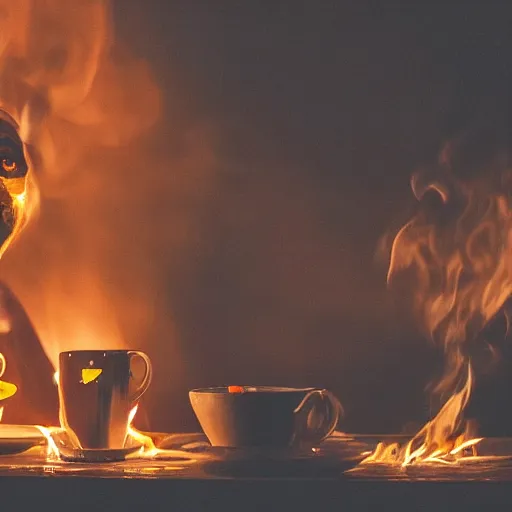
386 112 512 412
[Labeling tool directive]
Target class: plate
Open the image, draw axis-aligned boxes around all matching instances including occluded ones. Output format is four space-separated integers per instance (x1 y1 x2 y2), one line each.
202 444 365 478
0 425 46 455
58 444 143 463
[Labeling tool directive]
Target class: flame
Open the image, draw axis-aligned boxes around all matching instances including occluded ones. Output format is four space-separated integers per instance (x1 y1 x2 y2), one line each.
0 0 164 368
36 401 209 465
367 148 512 465
39 373 187 462
35 424 61 461
0 155 34 262
363 365 482 466
123 405 215 463
0 0 213 424
126 404 158 457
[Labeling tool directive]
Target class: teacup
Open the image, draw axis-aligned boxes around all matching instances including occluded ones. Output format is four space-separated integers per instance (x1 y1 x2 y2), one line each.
189 386 342 449
58 350 152 450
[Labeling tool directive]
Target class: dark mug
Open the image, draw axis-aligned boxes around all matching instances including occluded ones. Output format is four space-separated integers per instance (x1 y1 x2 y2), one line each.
58 350 152 450
189 386 342 449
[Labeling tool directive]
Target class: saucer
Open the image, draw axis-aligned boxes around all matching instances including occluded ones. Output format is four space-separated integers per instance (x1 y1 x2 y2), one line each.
0 425 46 456
202 445 363 478
0 437 45 456
58 444 142 463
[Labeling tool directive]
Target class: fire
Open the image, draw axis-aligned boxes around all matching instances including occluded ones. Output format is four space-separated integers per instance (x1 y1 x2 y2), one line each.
125 404 158 457
363 365 482 466
0 0 214 454
366 140 512 465
36 400 209 465
0 190 28 265
36 373 196 463
0 0 162 368
35 424 61 461
36 404 153 461
0 0 213 425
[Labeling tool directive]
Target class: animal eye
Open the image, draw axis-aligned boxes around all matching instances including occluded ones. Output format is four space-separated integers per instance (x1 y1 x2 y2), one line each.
1 158 16 173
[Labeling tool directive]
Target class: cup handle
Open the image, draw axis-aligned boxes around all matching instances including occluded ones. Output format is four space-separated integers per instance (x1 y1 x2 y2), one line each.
292 389 343 447
128 351 152 402
0 352 5 379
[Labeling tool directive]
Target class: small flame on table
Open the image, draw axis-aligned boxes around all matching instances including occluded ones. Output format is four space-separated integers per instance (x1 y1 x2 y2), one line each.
361 366 483 467
367 143 512 467
125 404 158 457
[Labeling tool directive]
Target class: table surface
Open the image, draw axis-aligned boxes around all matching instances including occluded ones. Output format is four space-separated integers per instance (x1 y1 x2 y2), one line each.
1 432 512 511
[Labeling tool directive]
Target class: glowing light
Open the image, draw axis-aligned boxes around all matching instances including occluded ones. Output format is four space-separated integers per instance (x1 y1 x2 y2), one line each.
14 191 26 206
35 425 62 461
125 404 157 457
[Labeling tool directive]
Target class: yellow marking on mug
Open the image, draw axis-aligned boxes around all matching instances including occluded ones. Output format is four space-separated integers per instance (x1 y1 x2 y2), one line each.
81 368 103 384
0 380 17 400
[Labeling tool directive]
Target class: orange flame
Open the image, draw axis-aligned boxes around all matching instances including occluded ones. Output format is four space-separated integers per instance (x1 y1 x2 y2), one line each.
0 185 32 261
37 400 209 465
35 423 61 461
367 154 512 465
0 0 162 367
38 373 176 461
125 404 158 457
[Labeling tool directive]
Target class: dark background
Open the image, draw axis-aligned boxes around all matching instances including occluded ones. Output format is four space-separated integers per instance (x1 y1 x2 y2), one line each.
41 1 512 434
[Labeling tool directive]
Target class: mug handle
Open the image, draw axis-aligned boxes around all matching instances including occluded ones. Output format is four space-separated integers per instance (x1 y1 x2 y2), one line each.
128 351 153 402
292 389 343 447
0 352 5 379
